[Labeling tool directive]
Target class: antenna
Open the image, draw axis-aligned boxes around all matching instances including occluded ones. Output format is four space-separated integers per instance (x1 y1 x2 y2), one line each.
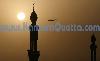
33 3 35 11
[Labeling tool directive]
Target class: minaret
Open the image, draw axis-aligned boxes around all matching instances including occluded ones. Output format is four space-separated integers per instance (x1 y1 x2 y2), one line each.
27 4 40 61
90 34 97 61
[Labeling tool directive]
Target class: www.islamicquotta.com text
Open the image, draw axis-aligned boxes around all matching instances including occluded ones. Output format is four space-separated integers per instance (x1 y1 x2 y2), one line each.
0 22 100 32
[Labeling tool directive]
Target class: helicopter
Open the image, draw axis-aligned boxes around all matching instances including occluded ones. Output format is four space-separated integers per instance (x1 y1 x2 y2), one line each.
48 19 56 21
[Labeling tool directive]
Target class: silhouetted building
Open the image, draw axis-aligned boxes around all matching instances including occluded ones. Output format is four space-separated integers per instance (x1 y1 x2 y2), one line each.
27 4 40 61
90 34 97 61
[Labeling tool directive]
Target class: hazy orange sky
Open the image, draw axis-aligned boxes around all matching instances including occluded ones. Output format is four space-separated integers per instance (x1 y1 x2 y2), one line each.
0 0 100 61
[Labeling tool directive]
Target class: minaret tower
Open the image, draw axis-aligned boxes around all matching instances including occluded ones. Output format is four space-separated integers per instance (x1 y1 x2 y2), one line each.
27 4 40 61
90 34 97 61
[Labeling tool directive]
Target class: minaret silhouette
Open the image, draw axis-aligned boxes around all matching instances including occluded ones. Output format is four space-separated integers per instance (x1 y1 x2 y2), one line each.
27 4 40 61
90 34 97 61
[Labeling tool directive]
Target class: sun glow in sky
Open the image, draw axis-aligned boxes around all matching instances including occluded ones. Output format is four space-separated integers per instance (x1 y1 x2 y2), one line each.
17 12 25 21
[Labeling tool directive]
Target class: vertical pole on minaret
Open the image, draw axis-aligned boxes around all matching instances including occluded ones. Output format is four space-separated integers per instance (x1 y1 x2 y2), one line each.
27 3 40 61
90 33 97 61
